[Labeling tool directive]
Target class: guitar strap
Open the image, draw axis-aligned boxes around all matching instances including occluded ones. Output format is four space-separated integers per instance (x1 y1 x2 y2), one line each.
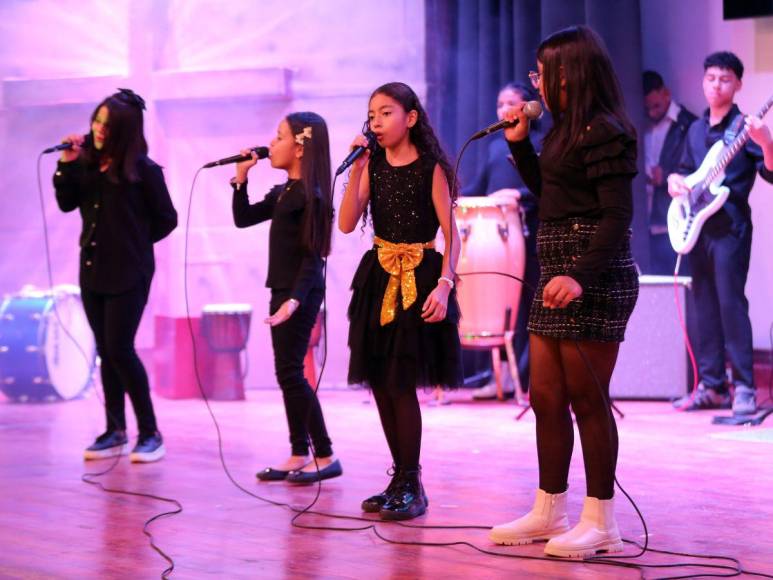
723 113 744 145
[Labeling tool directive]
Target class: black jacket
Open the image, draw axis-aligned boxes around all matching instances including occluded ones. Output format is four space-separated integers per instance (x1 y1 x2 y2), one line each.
231 179 324 304
650 105 697 227
53 157 178 294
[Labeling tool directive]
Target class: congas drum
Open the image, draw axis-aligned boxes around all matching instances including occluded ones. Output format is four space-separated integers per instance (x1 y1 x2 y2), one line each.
0 285 96 402
453 194 525 348
200 303 252 400
201 304 252 353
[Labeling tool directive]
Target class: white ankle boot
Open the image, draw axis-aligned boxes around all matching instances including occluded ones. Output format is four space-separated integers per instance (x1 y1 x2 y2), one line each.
544 496 623 558
490 489 570 545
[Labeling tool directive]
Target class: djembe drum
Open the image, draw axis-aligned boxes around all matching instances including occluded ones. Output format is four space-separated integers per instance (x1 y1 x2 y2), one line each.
201 303 252 400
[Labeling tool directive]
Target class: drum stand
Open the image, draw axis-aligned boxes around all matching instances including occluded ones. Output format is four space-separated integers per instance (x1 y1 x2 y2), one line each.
497 330 525 406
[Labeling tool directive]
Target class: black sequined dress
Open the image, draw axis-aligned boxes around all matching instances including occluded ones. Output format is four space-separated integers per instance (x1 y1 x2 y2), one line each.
347 150 463 392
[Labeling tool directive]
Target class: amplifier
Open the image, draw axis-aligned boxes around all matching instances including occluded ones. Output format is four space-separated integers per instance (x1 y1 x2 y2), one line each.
610 275 692 399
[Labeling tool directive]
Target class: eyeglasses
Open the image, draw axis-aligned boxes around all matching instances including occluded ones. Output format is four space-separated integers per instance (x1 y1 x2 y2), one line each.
528 71 541 89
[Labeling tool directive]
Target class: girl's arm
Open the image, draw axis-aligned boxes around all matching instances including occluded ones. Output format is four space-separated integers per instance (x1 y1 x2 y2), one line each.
231 150 276 227
422 163 460 323
338 136 371 233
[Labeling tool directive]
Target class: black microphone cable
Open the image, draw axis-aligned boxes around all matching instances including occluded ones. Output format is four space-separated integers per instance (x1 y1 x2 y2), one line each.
443 130 773 579
36 151 183 579
183 144 773 579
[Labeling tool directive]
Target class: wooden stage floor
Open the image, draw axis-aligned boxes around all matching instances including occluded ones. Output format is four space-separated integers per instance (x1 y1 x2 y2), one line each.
1 388 772 579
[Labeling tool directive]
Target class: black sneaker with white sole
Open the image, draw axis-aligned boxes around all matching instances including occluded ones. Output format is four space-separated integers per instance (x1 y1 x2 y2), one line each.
129 432 166 463
84 430 129 460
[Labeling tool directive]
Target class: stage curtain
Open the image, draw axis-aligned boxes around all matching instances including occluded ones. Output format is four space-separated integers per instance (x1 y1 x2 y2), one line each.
425 0 648 265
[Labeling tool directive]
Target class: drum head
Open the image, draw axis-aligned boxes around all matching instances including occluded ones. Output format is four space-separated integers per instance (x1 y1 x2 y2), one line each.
202 303 253 314
44 289 96 400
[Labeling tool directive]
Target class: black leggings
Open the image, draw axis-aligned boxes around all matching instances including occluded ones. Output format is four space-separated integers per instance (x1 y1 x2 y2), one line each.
81 278 158 436
529 333 619 499
371 388 422 472
270 287 333 458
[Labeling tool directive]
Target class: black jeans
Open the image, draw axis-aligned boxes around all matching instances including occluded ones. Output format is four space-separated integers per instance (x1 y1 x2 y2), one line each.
81 277 158 436
270 287 333 457
690 217 754 390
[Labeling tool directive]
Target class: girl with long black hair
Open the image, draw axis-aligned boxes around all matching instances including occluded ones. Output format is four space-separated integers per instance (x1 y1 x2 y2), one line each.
54 89 177 463
489 26 639 557
232 111 341 484
339 82 463 520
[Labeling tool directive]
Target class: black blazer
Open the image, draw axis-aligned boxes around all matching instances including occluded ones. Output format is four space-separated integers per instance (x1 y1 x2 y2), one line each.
650 105 697 227
232 179 324 304
54 157 178 294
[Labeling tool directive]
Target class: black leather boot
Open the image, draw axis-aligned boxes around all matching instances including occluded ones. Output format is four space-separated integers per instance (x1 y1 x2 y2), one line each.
361 465 401 513
379 469 427 520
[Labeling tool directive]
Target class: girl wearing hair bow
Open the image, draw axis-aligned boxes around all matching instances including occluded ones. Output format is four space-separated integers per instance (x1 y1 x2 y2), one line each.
232 112 342 484
54 89 177 463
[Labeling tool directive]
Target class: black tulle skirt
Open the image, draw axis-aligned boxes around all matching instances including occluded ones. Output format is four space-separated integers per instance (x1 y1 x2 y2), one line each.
347 248 463 393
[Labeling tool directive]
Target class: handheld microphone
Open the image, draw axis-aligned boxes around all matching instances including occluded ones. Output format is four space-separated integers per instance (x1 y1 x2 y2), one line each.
470 100 543 141
203 146 269 169
42 142 76 154
335 131 376 175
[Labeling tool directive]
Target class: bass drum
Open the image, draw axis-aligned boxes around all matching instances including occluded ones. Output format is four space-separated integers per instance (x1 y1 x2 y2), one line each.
0 285 96 402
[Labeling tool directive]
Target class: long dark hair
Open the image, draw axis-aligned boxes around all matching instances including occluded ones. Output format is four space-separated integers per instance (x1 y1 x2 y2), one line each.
369 82 458 199
537 26 635 155
286 112 333 258
82 89 148 183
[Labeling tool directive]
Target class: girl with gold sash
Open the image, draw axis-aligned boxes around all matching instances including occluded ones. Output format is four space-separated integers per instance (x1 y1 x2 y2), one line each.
339 82 463 520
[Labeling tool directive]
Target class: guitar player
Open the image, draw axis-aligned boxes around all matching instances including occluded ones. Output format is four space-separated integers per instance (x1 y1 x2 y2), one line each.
668 51 773 415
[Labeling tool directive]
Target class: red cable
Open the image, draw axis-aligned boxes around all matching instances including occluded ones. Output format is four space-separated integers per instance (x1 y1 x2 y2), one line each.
672 255 700 411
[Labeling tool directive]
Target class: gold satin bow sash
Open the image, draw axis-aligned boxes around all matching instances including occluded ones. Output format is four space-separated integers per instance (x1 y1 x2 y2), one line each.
374 236 435 326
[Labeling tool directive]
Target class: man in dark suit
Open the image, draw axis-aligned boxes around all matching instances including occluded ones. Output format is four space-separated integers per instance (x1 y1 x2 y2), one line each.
643 71 697 275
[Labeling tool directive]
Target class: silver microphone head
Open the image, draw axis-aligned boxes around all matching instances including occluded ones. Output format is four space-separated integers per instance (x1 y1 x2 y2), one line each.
523 100 543 120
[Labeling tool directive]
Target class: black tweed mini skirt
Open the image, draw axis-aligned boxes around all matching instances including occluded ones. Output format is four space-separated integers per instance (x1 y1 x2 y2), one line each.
528 217 639 342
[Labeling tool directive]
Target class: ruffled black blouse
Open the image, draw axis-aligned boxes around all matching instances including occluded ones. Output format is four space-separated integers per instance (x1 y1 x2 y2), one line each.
508 114 638 288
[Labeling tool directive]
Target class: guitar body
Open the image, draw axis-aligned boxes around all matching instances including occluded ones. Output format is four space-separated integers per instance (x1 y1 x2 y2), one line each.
667 140 731 254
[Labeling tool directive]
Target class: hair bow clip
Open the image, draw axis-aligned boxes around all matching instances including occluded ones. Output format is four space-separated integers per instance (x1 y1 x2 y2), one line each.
116 88 147 110
294 126 313 145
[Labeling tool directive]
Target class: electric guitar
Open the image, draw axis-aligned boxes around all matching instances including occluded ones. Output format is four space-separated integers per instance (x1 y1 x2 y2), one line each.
667 94 773 254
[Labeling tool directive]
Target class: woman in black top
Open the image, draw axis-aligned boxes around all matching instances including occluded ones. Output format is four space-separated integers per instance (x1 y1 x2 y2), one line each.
489 27 639 558
231 112 341 484
54 89 177 463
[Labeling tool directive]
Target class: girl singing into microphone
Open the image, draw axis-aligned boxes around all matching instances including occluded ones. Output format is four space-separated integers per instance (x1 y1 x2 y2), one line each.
231 112 341 484
54 89 177 463
339 82 463 520
490 26 639 558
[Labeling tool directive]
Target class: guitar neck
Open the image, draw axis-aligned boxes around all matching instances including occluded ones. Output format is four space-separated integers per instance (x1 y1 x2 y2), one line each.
704 95 773 184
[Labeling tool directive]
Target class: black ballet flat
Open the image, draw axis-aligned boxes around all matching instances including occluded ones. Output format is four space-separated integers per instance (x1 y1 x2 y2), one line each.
256 467 291 482
286 460 343 484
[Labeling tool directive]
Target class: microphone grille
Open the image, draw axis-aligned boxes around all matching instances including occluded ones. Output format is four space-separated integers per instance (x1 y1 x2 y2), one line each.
253 146 270 159
524 100 543 120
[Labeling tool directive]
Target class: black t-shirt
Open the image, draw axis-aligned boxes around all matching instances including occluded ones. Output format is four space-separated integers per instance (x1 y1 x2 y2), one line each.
677 103 773 229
